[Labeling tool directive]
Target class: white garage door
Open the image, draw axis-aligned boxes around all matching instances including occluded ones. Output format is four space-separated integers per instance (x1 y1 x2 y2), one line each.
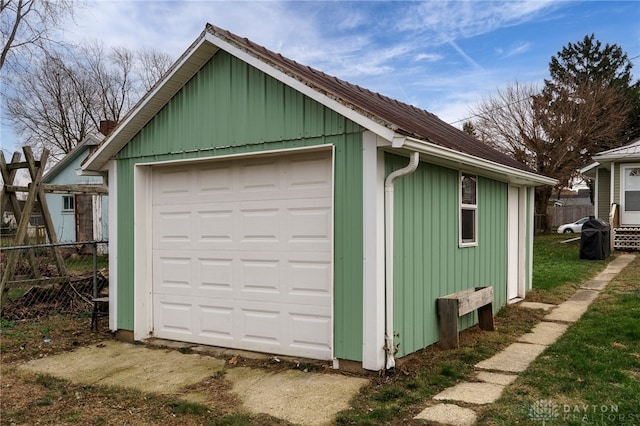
151 150 333 360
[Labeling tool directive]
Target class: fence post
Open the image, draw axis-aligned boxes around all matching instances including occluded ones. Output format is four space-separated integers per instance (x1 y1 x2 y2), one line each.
92 241 98 299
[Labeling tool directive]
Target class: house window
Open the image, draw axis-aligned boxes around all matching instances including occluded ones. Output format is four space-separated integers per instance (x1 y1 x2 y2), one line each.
460 173 477 246
62 195 75 213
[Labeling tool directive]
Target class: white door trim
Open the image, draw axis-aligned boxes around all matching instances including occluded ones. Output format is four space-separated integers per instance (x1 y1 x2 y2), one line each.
133 145 335 354
620 163 640 226
507 185 526 301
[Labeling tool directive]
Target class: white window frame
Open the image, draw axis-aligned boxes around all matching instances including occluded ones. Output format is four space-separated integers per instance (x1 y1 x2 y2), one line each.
62 195 75 213
459 172 478 247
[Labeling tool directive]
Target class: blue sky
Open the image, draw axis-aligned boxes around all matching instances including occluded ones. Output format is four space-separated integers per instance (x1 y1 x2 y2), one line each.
1 0 639 157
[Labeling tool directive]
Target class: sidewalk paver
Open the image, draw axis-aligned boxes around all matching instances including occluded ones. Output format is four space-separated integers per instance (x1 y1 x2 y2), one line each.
433 382 505 404
517 321 568 346
544 289 599 323
518 301 555 311
476 371 518 386
580 279 609 290
475 342 547 373
414 403 477 426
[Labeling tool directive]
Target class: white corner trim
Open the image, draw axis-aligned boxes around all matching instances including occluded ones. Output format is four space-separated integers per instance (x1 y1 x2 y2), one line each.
362 131 386 371
107 160 118 331
133 165 154 340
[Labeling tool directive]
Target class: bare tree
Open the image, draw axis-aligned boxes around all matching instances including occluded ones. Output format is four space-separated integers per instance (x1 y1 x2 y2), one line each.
0 0 77 71
471 80 631 231
137 46 172 91
6 52 91 157
6 41 172 159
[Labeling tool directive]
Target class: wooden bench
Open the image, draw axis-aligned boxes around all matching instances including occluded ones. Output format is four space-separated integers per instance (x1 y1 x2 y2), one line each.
437 286 495 349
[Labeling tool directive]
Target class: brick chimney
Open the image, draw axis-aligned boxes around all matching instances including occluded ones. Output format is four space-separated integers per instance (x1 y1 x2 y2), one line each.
99 120 117 136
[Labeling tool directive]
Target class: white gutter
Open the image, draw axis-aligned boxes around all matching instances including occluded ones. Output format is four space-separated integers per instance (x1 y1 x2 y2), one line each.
383 151 420 369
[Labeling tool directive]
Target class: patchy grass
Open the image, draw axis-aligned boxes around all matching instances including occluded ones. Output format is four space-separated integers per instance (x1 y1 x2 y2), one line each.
335 305 545 425
477 256 640 425
0 314 108 364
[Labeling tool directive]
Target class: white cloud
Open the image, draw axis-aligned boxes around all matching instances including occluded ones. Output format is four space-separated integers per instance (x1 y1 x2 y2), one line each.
395 0 559 41
503 41 533 58
414 52 443 62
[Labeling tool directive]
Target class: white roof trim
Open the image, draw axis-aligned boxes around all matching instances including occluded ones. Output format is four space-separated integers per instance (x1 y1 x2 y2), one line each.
401 137 557 186
580 162 600 175
45 133 102 181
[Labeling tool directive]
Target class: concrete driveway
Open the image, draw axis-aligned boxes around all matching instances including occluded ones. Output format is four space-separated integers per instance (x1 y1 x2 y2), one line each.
18 340 369 425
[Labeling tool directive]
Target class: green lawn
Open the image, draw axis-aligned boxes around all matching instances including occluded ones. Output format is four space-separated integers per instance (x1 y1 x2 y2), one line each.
478 255 640 425
529 234 612 304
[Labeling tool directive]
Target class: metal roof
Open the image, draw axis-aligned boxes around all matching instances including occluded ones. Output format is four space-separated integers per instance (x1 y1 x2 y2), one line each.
82 23 551 183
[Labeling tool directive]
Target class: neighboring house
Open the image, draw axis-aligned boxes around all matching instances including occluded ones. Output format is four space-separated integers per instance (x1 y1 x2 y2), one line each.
581 138 640 250
44 134 108 244
81 24 555 371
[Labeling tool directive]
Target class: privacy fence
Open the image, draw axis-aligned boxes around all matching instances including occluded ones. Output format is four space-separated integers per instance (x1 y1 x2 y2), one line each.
535 204 595 233
0 241 108 321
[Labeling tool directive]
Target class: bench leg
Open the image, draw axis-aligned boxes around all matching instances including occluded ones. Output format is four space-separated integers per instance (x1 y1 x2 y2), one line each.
438 299 460 349
477 303 495 331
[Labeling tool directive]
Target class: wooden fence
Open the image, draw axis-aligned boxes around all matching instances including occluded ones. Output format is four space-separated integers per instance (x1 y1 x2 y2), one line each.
547 205 594 229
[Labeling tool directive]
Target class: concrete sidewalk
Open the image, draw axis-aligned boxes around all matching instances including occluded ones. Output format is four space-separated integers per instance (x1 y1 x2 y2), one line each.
415 253 636 426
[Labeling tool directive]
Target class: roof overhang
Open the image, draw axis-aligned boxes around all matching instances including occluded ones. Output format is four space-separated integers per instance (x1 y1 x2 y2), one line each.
396 136 557 186
580 162 600 178
45 133 102 181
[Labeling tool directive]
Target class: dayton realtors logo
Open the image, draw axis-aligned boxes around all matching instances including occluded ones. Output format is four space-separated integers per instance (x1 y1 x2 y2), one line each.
529 399 639 424
528 399 560 425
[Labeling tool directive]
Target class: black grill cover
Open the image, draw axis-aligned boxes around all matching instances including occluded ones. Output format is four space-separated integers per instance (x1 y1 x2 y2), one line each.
579 217 611 260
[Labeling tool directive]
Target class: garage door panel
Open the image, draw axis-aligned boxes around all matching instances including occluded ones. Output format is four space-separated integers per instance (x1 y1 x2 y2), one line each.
196 164 233 195
198 258 234 290
240 258 280 293
153 168 191 198
197 209 234 243
287 206 332 242
240 208 281 241
155 300 194 335
156 256 192 288
289 310 332 352
199 305 234 340
154 210 193 244
241 307 281 345
152 150 333 359
288 155 332 190
289 260 332 296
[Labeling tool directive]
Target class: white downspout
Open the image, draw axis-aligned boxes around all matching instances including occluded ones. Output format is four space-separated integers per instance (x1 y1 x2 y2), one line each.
384 151 420 369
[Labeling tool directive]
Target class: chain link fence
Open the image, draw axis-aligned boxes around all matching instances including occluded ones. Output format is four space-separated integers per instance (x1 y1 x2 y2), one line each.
0 241 108 321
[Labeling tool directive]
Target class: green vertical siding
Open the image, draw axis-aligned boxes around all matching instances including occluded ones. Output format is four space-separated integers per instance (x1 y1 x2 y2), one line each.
114 51 364 360
387 153 508 357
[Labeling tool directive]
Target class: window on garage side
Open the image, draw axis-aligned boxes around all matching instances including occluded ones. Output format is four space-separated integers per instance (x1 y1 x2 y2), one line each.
62 195 75 213
460 173 477 247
